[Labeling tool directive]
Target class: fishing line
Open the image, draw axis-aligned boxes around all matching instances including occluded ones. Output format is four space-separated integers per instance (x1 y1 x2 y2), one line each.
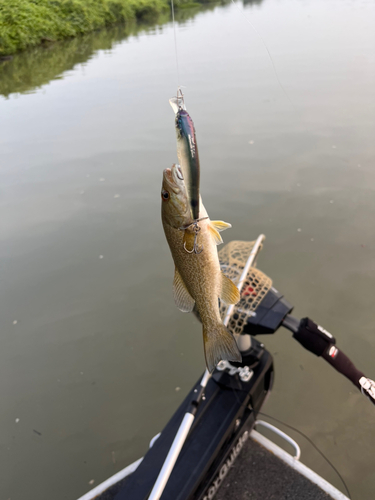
257 411 352 499
230 0 294 107
170 0 181 88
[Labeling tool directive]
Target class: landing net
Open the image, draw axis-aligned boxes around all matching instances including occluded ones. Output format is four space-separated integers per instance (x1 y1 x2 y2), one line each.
219 240 272 336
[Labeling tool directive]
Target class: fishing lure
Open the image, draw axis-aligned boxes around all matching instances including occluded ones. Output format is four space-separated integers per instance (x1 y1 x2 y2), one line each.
169 89 201 224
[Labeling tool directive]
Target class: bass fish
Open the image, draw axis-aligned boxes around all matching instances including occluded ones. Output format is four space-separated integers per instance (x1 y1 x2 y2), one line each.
170 93 200 221
161 164 242 372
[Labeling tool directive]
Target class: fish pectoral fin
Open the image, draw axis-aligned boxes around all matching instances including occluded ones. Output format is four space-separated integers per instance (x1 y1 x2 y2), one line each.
208 221 232 246
208 224 223 246
210 220 232 232
220 272 241 305
173 268 195 313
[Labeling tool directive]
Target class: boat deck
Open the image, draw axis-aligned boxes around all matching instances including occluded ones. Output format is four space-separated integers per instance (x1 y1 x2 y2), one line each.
91 432 346 500
215 435 334 500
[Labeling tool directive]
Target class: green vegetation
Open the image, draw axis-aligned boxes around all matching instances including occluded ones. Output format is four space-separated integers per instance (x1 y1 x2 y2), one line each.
0 2 223 97
0 0 202 56
0 24 136 96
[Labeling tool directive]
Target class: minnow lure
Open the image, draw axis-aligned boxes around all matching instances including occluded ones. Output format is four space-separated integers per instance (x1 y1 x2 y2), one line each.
169 89 200 223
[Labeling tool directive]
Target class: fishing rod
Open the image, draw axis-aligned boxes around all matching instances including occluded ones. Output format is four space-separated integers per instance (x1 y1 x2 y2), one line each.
281 315 375 405
147 234 265 500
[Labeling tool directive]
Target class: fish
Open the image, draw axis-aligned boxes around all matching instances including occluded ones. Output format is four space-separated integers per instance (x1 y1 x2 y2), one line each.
169 94 200 221
161 163 242 373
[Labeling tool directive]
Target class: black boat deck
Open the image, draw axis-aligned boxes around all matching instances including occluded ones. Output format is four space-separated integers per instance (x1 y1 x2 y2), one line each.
215 437 333 500
95 435 337 500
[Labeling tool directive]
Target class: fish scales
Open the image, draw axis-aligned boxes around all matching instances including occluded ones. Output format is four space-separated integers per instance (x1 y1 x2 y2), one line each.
161 164 241 372
163 218 221 328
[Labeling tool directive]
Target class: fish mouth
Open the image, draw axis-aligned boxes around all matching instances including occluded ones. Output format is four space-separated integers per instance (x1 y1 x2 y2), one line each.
163 164 184 191
175 164 184 180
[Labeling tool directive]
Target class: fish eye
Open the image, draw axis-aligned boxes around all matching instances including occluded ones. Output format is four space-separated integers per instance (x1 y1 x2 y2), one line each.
161 190 170 201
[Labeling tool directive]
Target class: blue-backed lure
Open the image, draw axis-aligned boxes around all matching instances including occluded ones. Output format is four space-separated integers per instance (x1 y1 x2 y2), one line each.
169 89 200 223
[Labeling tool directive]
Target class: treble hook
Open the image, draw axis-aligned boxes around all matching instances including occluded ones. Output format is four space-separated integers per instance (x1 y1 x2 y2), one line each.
180 217 208 255
184 225 203 255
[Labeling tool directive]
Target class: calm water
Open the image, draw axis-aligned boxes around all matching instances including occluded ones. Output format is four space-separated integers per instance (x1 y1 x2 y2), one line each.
1 0 374 498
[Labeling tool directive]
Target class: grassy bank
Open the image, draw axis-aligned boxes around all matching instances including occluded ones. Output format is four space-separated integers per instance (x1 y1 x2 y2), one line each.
0 0 201 56
0 2 225 97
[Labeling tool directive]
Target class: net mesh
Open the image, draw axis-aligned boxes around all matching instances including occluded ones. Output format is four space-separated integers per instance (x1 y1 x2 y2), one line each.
219 240 272 335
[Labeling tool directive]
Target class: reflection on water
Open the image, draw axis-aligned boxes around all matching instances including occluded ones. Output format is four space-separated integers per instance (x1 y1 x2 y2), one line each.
0 1 235 98
1 0 374 499
0 0 268 98
0 26 135 98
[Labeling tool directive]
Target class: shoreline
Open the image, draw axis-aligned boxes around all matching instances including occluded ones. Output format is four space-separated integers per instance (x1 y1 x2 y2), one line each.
0 0 204 57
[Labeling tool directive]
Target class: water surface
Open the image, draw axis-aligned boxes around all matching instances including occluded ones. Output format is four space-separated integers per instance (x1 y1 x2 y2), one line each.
1 0 374 499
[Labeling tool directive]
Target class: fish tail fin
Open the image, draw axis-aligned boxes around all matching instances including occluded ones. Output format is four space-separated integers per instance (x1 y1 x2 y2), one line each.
203 323 242 373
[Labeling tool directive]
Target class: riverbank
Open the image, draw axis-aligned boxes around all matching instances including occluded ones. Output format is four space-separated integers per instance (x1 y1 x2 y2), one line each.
0 0 201 56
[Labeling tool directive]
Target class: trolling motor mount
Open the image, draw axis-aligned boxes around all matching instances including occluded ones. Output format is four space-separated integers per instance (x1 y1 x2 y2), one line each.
115 341 274 500
242 285 293 336
217 238 374 407
216 360 253 382
215 335 266 383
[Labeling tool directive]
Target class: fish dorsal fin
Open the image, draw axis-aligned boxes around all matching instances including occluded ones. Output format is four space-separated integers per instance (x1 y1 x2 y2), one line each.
173 268 195 312
211 220 232 232
220 272 241 305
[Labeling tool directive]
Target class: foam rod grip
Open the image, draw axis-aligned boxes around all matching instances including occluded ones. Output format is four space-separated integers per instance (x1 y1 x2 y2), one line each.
322 345 365 389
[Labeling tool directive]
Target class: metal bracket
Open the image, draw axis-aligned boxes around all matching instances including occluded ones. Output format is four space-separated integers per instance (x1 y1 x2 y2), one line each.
216 360 253 382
